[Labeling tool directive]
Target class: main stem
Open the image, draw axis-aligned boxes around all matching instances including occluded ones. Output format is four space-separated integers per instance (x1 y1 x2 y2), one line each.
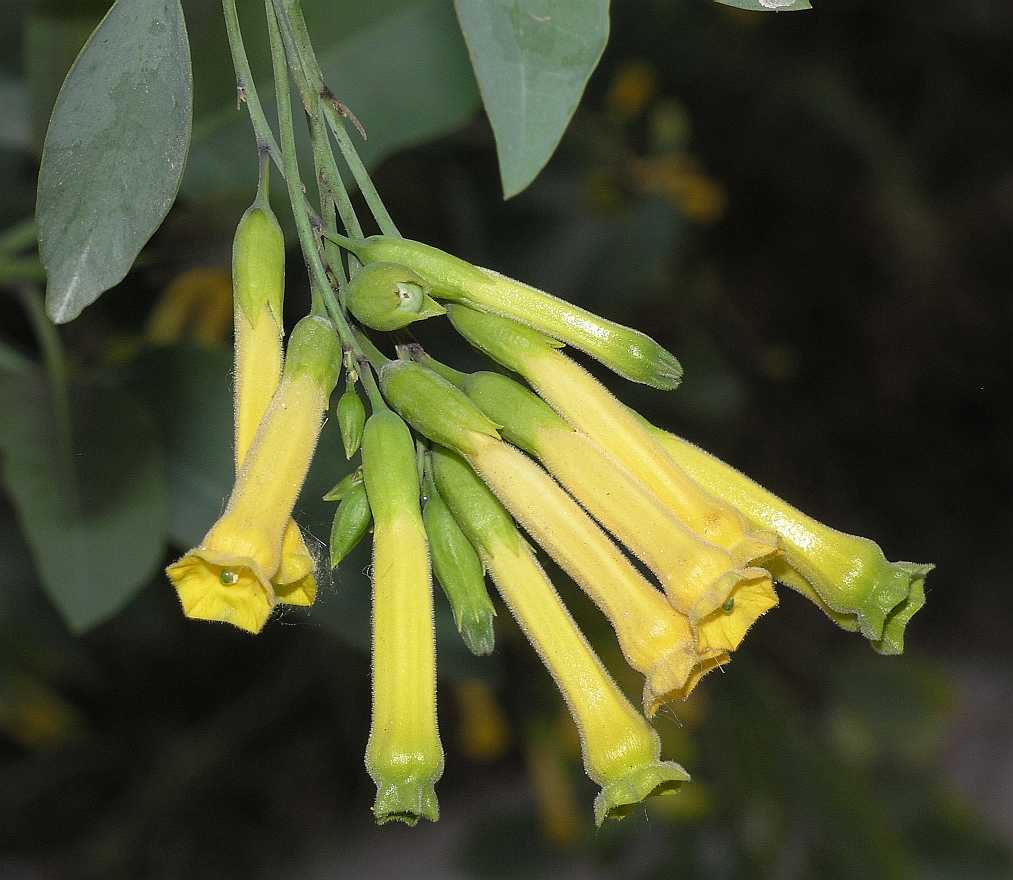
265 0 362 357
277 0 400 238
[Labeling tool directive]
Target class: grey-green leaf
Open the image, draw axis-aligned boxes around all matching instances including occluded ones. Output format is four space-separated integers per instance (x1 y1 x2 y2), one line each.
0 370 168 632
713 0 812 11
454 0 609 198
36 0 193 324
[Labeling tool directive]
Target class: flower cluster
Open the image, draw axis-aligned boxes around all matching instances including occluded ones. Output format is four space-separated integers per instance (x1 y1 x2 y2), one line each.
166 203 930 828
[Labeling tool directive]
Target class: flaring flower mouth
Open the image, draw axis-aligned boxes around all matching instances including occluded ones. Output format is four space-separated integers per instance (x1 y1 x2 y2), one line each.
643 649 730 717
593 761 691 826
695 569 780 654
271 522 318 607
166 549 275 635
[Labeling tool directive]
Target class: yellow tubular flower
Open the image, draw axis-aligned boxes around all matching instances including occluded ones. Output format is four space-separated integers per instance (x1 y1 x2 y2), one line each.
454 367 776 653
468 436 731 701
432 446 689 825
362 409 444 825
166 316 341 634
446 306 779 571
231 192 318 606
652 430 932 650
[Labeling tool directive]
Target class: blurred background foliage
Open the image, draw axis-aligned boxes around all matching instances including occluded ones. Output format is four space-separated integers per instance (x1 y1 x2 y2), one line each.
2 1 1013 877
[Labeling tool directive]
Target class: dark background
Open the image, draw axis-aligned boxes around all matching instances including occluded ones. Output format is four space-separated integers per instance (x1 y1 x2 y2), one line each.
2 1 1012 877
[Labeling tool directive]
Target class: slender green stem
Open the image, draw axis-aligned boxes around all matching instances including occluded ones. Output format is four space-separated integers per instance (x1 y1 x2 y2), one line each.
0 258 47 283
0 338 32 374
358 357 386 411
17 286 74 492
354 328 390 368
0 218 37 255
265 0 364 359
268 0 359 285
222 0 284 173
278 0 400 238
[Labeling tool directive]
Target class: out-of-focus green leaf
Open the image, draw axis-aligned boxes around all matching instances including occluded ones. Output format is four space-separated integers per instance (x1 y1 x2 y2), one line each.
129 345 233 549
183 0 480 199
714 0 812 11
36 0 193 324
454 0 609 198
23 11 99 152
0 77 30 150
0 370 167 632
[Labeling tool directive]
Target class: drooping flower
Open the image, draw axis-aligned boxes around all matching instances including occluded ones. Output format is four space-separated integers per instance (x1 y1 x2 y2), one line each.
167 316 341 633
361 407 444 825
231 192 319 606
651 429 932 649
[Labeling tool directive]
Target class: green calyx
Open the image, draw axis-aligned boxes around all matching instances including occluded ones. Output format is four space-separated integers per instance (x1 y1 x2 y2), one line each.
328 234 488 298
337 386 367 459
361 409 421 523
461 371 563 456
373 779 440 827
283 315 342 392
329 481 372 568
379 359 500 456
430 445 519 557
346 262 446 331
232 203 285 326
422 466 496 656
446 304 562 376
872 571 929 656
592 761 690 826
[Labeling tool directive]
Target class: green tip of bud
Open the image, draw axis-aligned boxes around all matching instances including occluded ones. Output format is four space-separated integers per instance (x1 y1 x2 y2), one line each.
650 346 684 391
373 781 440 826
323 468 363 502
233 203 285 325
337 388 367 459
347 262 445 331
284 316 342 392
592 761 690 826
456 600 497 657
871 565 931 655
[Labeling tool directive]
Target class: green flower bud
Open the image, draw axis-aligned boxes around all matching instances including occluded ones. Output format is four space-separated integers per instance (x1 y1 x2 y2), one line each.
346 262 446 331
337 386 366 459
232 202 284 326
337 235 683 389
283 315 342 392
422 464 496 656
329 481 372 568
322 467 363 502
378 359 500 456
